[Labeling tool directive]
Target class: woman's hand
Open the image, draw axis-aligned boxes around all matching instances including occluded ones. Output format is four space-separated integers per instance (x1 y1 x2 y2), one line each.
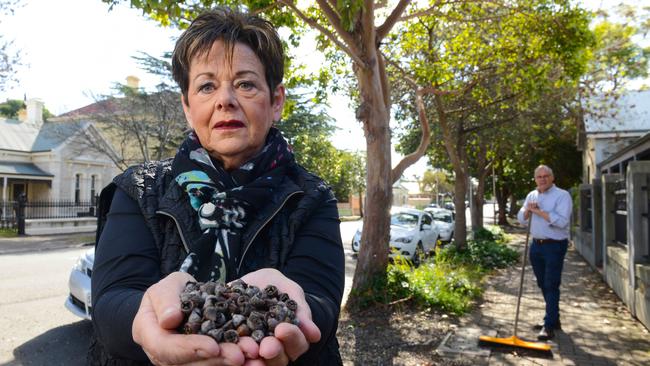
132 272 258 365
240 268 321 365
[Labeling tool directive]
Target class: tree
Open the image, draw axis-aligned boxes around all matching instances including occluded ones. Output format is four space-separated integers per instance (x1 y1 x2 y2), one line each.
0 0 21 92
419 170 452 205
390 1 592 237
0 99 53 119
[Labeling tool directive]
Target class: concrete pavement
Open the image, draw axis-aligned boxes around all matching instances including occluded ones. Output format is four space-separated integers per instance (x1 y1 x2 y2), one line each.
458 230 650 366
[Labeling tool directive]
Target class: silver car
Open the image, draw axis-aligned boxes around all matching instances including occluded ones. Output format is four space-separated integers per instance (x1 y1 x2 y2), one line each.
64 248 94 320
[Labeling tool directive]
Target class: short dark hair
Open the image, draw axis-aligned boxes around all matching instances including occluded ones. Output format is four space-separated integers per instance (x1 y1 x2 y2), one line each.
172 8 284 104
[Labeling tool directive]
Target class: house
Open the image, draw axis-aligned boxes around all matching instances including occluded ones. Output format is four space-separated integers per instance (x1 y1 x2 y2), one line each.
0 99 119 234
574 90 650 331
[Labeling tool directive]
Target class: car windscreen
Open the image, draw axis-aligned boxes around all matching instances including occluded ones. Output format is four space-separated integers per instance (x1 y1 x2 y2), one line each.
432 212 452 223
391 212 419 228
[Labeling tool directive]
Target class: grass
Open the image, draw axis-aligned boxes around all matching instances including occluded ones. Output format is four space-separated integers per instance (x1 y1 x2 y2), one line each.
0 228 18 237
349 226 518 315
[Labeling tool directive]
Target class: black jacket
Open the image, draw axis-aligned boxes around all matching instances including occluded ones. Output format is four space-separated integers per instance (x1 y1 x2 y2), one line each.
88 158 345 365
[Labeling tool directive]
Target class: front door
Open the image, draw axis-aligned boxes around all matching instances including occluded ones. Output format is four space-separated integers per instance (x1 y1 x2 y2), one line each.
12 183 26 201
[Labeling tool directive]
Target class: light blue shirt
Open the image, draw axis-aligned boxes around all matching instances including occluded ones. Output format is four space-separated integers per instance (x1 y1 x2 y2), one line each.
517 185 572 240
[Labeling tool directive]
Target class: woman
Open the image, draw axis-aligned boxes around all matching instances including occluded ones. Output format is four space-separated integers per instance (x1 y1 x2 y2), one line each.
89 8 344 366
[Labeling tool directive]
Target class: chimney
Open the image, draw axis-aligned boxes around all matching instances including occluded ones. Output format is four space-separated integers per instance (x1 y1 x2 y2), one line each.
126 75 140 89
26 98 44 127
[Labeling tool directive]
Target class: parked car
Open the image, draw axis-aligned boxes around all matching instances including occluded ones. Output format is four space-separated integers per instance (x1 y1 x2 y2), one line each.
64 247 94 320
424 207 455 242
351 207 440 266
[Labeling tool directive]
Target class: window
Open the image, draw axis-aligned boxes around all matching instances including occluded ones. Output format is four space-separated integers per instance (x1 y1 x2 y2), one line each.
90 175 97 203
75 174 81 204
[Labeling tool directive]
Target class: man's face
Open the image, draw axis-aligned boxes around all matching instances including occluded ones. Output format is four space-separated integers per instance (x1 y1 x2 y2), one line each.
534 169 554 192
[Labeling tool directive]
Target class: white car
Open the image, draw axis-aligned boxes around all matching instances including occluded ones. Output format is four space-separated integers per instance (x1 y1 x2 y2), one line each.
351 207 440 265
424 207 455 242
64 247 94 320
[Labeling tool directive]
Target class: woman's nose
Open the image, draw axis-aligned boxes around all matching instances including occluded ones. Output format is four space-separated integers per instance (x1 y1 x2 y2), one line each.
214 86 237 110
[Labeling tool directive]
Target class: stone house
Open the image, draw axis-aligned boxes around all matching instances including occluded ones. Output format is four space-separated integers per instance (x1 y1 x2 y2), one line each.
574 90 650 331
0 99 119 233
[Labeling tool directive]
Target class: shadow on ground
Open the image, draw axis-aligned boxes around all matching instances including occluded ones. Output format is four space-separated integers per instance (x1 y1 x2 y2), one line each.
4 320 91 366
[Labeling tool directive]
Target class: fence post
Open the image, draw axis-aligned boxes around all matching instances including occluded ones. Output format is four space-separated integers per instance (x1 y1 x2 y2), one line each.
16 193 27 235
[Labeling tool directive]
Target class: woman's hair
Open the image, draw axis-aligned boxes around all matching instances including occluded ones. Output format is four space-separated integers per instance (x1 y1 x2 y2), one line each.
172 7 284 104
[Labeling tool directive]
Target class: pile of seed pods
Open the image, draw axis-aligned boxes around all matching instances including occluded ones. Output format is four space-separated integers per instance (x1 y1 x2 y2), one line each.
179 279 299 344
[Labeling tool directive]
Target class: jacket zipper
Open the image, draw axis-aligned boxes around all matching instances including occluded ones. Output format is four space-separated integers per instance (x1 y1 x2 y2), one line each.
237 190 302 273
156 210 191 253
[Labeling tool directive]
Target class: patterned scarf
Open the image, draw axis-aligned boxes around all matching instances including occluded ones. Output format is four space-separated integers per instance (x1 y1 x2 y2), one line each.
172 127 294 283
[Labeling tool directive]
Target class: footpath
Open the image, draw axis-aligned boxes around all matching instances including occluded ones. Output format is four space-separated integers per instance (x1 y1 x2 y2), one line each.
0 232 93 255
454 230 650 366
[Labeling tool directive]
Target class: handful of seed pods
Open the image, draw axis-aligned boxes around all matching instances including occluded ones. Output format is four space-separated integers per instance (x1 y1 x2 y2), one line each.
179 279 299 344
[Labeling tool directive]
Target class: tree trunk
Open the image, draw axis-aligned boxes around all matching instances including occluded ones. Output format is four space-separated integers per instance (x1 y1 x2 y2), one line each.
496 184 509 225
358 188 364 218
508 194 519 217
452 169 468 248
472 174 486 230
348 52 392 308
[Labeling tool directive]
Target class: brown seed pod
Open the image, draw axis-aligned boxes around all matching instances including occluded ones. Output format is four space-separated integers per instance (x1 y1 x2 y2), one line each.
223 329 239 343
251 329 265 343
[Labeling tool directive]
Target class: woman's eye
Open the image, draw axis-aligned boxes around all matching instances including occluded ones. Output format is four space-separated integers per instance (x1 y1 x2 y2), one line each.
198 83 215 93
237 81 254 90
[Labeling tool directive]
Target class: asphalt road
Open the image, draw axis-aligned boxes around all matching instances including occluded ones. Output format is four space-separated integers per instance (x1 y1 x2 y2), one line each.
0 247 91 366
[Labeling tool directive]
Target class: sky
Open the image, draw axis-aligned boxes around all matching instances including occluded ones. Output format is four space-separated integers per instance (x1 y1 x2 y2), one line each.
0 0 643 179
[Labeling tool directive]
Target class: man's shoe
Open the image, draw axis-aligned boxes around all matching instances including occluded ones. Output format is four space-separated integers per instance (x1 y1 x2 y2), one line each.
533 319 561 331
537 327 555 341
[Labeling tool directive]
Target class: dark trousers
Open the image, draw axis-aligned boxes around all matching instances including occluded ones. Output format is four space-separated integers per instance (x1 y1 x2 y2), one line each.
529 239 568 328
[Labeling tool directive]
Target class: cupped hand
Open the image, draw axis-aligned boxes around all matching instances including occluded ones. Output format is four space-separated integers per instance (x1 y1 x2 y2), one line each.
239 268 321 364
132 272 256 365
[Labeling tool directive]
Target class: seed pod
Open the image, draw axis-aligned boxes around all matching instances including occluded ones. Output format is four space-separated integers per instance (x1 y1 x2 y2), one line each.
250 295 266 309
266 317 279 332
223 329 239 343
188 308 202 324
236 323 251 337
232 314 246 328
200 281 216 295
285 299 298 311
180 299 194 315
201 320 215 334
251 329 265 343
185 281 199 292
213 312 227 327
278 292 290 302
245 285 261 298
183 321 201 334
203 306 217 321
263 285 278 298
215 301 228 313
247 315 266 331
207 328 224 342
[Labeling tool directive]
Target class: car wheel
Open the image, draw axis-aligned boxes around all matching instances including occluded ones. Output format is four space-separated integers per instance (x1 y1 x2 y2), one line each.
351 237 358 253
412 242 425 267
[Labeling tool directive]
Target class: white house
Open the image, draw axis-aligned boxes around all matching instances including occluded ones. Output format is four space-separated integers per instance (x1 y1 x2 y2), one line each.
0 99 119 233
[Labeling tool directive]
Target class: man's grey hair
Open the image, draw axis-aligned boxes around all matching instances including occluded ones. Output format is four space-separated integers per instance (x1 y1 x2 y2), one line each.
534 165 554 177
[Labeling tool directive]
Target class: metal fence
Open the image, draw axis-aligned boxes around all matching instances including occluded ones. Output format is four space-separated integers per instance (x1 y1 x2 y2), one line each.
0 198 98 234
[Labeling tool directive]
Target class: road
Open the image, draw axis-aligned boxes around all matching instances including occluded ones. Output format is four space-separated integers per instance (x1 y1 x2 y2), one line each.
0 247 91 366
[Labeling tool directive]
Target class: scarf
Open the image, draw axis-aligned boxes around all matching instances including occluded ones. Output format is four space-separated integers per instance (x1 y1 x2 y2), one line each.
172 127 295 283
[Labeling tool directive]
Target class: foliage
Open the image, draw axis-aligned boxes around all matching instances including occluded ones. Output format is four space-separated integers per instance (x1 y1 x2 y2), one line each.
0 99 54 120
348 226 517 315
0 227 17 237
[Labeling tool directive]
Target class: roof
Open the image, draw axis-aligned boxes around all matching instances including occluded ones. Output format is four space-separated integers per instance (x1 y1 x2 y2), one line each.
0 161 53 178
584 90 650 133
57 99 118 118
0 118 86 152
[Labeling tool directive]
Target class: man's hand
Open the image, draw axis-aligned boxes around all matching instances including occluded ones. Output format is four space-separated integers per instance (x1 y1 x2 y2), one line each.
132 272 257 366
526 201 550 222
240 268 321 365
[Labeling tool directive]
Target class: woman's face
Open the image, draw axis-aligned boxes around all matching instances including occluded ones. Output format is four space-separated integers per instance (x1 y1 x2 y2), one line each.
182 40 285 169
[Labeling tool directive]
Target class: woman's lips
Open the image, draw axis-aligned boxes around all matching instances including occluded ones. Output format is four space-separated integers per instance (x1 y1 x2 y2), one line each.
214 120 245 130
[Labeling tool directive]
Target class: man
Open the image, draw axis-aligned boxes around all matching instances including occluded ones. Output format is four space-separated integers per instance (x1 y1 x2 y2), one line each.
517 165 572 341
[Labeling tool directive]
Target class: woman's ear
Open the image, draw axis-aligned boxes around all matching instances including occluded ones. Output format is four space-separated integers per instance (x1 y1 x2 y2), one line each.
181 94 193 128
272 84 286 122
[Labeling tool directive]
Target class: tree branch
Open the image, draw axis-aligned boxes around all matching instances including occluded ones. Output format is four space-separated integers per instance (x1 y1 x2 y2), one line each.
376 0 411 42
362 0 376 47
391 87 431 183
278 0 365 65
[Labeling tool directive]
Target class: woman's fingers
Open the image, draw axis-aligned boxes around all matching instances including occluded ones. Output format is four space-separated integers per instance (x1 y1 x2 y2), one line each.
148 272 196 329
273 323 310 361
258 336 289 366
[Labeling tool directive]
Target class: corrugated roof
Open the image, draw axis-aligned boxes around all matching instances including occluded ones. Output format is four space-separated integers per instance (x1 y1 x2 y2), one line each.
0 118 85 152
0 161 53 177
584 90 650 133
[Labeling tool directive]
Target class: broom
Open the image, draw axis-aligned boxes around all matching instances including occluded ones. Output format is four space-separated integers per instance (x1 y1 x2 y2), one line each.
478 215 551 352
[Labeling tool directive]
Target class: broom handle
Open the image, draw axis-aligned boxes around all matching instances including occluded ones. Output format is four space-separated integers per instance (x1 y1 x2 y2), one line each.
513 216 532 337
